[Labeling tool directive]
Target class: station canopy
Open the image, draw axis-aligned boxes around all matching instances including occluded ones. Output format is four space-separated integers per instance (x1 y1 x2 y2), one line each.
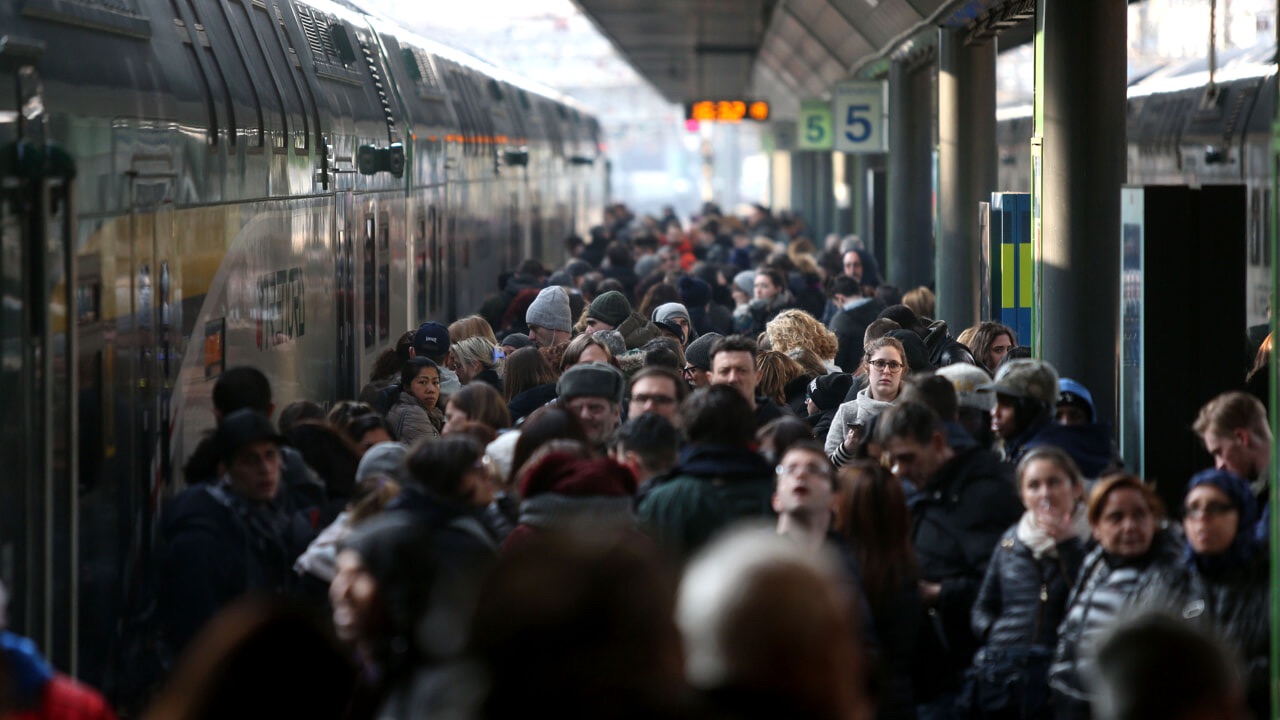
573 0 1035 113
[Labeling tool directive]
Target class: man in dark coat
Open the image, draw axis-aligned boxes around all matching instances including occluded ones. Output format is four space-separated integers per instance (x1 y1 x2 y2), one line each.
709 334 791 427
637 385 776 561
828 276 885 373
876 401 1022 720
161 410 313 657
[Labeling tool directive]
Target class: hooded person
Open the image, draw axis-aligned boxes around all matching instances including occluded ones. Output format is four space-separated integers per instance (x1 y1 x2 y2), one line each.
980 359 1060 465
805 373 853 441
651 302 695 347
584 291 660 350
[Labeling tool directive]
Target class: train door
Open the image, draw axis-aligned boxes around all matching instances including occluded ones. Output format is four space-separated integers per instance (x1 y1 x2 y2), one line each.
355 197 392 382
0 65 78 670
413 188 445 326
336 189 356 398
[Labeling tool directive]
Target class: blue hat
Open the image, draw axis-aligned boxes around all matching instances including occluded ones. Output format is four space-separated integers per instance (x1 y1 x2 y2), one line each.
1057 378 1095 423
412 322 451 361
1185 468 1258 568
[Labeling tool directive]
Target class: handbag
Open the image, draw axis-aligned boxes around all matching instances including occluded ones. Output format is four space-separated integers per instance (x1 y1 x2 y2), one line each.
957 645 1054 719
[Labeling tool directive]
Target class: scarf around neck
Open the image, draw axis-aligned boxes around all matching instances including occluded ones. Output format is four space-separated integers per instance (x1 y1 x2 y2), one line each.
1016 502 1089 559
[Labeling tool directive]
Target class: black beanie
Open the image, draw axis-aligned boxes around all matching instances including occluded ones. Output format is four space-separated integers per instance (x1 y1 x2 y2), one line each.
807 373 853 412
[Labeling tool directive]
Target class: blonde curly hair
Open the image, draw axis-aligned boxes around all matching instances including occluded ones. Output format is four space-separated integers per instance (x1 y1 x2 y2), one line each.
765 309 838 362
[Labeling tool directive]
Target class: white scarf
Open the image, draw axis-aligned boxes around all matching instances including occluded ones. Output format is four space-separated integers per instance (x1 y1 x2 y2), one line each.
1015 502 1089 559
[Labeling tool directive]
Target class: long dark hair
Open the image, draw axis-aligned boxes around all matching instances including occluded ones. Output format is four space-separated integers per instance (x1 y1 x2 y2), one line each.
837 460 917 610
503 347 558 401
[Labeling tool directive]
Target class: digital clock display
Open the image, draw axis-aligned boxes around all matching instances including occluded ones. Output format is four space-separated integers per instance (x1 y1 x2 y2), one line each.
686 100 771 123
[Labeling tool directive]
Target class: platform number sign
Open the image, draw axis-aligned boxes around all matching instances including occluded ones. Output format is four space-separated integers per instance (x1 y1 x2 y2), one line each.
798 100 833 151
833 80 887 153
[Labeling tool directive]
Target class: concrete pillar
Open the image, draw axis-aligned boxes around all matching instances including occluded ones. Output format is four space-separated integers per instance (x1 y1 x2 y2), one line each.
936 29 995 330
1035 0 1126 426
887 59 935 290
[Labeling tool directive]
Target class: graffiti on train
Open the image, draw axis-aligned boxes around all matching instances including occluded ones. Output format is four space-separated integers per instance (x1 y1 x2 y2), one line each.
256 267 306 349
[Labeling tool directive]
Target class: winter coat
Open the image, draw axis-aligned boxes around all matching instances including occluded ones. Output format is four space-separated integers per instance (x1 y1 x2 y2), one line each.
636 443 776 561
507 382 558 424
971 525 1085 653
808 408 839 443
384 391 443 446
183 435 328 520
159 483 311 656
1136 548 1272 720
1048 530 1183 710
922 319 978 368
472 368 503 395
753 396 792 427
830 298 886 373
908 440 1024 700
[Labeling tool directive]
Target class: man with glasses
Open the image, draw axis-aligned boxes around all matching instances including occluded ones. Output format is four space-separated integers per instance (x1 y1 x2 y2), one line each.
556 362 627 451
681 332 721 389
628 366 686 426
773 441 836 551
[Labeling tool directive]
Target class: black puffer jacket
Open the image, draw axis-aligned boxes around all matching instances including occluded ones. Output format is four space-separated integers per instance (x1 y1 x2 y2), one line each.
909 440 1024 700
921 319 977 368
1048 530 1182 708
1137 550 1272 720
971 523 1085 651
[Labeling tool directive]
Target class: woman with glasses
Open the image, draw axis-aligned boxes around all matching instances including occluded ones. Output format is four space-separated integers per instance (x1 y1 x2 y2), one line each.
960 447 1086 720
825 336 909 466
1136 469 1271 720
1048 474 1181 720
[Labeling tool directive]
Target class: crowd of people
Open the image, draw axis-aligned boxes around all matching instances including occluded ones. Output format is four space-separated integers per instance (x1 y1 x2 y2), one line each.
3 202 1272 720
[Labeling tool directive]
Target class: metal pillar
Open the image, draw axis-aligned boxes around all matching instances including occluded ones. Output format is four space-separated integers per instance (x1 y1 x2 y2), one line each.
937 29 995 330
887 58 934 290
1034 0 1126 426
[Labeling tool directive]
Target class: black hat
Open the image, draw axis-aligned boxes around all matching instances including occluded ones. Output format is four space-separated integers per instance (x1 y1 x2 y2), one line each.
412 322 451 361
807 373 853 412
502 332 534 351
886 329 932 374
684 332 722 372
217 409 283 462
878 304 922 334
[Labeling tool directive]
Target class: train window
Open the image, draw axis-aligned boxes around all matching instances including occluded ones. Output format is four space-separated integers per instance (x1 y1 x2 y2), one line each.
488 79 504 103
328 22 358 65
363 214 375 349
199 0 264 148
224 0 287 150
378 211 390 342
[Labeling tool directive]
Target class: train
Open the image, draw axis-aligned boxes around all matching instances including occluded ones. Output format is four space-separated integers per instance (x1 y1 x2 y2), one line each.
0 0 607 689
997 41 1276 328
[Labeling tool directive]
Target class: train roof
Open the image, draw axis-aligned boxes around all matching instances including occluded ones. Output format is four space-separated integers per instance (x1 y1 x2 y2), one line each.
301 0 596 117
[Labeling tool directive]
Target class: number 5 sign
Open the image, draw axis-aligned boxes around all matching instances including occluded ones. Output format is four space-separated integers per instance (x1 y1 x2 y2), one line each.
833 80 887 153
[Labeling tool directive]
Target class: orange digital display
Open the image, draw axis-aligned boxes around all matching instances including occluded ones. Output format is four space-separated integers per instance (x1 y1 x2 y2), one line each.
686 100 770 123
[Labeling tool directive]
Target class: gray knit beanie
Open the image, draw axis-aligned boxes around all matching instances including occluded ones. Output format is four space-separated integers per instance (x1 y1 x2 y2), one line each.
525 286 572 333
355 441 407 483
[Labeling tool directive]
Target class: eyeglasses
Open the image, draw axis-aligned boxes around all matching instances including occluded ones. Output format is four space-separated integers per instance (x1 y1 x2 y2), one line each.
868 359 905 372
682 365 698 378
1184 501 1237 520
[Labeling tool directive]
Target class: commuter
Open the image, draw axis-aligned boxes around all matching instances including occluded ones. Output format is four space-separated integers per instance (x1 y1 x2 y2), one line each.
384 357 445 445
498 331 533 358
160 410 314 657
1193 391 1271 540
329 514 453 719
638 336 685 375
293 442 404 589
508 405 589 488
582 290 660 350
637 385 776 560
410 322 461 395
502 347 559 424
772 441 839 551
1091 613 1248 720
827 336 910 466
277 399 326 434
447 314 499 345
360 331 413 406
677 528 871 720
981 359 1058 464
558 332 617 371
962 446 1087 720
0 580 118 719
1136 469 1271 720
681 331 720 389
524 285 573 349
600 241 639 299
343 413 397 455
681 270 733 335
1048 475 1181 720
876 401 1022 719
628 365 686 426
469 534 685 720
651 301 694 346
556 363 627 451
937 363 998 450
443 383 511 435
966 322 1017 376
709 334 791 427
879 304 977 368
829 276 887 373
1021 378 1118 480
448 335 502 393
503 452 641 552
733 268 795 336
903 286 935 321
636 279 679 321
756 350 808 412
804 372 853 441
613 413 681 505
144 597 350 720
182 366 326 517
835 460 920 720
1054 378 1094 426
284 421 361 521
765 308 841 371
